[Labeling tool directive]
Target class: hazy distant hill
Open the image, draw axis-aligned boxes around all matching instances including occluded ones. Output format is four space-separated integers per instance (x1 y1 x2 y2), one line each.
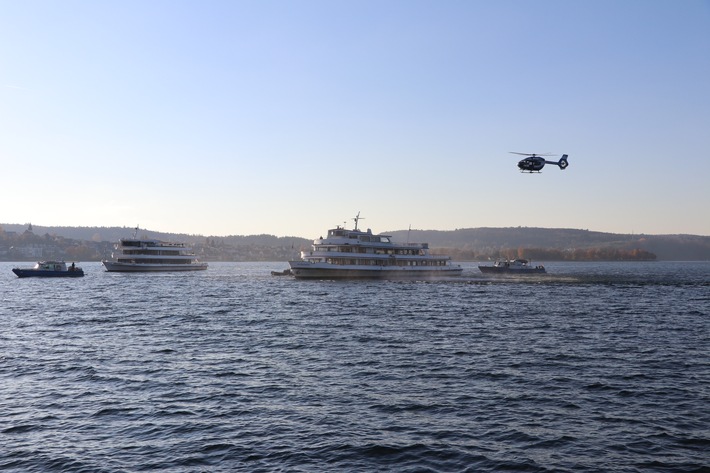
2 223 709 261
0 224 208 245
0 224 307 246
386 227 710 261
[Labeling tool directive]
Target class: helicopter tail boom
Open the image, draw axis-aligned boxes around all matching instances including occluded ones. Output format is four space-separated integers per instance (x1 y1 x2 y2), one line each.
544 154 569 170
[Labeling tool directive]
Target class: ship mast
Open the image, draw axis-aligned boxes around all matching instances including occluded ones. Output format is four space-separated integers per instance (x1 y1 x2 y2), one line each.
352 211 364 231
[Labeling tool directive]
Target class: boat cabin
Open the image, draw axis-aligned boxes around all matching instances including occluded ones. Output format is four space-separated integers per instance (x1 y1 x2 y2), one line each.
326 227 391 243
35 261 68 271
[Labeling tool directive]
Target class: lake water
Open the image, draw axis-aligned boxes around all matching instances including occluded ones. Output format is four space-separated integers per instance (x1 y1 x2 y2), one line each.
1 261 708 472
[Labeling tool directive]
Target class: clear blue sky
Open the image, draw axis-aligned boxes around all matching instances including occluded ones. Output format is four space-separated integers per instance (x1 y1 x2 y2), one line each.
2 0 709 237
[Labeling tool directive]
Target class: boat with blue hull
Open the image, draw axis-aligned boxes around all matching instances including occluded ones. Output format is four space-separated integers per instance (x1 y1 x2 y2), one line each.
12 261 85 278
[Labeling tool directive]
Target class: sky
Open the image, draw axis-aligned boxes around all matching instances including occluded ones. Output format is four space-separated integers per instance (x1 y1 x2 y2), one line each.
1 0 709 238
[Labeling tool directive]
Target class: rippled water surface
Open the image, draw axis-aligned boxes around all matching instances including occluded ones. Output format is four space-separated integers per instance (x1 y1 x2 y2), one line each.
1 261 708 472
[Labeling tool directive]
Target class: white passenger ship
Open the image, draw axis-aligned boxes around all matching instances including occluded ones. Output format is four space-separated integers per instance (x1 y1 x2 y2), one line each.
102 228 208 272
288 214 462 279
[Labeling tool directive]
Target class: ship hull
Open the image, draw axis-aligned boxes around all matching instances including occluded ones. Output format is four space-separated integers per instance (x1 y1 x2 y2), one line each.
478 266 545 275
12 268 84 278
288 262 462 280
102 261 208 272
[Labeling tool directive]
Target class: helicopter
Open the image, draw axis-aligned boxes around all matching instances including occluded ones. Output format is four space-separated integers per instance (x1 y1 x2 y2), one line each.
511 152 569 172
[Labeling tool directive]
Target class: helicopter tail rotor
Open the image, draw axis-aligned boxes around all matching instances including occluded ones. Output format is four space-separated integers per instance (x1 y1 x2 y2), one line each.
557 154 569 170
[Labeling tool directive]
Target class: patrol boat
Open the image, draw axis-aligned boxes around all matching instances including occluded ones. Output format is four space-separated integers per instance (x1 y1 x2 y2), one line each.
12 261 84 278
478 258 546 275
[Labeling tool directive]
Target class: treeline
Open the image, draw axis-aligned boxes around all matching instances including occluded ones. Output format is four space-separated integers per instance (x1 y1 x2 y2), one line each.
434 247 657 262
5 223 709 261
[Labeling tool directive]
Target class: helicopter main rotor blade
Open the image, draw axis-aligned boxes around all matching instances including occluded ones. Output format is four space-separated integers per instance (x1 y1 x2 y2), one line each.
509 152 556 157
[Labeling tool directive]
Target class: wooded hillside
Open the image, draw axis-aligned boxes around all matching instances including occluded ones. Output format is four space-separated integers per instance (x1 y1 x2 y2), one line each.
2 224 709 261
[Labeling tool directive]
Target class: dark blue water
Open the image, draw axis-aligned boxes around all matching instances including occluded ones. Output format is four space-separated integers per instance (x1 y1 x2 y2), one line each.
1 261 708 472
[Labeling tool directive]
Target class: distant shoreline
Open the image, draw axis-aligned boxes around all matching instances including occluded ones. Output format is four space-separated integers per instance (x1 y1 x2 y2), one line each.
2 224 709 261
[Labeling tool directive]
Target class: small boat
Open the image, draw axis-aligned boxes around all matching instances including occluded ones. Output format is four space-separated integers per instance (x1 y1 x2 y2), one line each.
271 269 292 276
12 261 85 278
288 212 463 280
478 258 546 275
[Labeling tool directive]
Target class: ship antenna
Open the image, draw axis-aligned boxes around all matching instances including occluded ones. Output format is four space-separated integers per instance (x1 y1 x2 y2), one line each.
133 225 139 239
353 211 364 231
407 224 411 243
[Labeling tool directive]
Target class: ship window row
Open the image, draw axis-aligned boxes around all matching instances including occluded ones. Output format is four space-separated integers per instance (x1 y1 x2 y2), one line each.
121 241 185 248
117 259 194 264
323 258 448 266
356 236 391 243
121 249 189 256
320 246 426 255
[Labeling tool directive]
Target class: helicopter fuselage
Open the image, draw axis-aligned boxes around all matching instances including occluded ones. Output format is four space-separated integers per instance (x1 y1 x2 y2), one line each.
517 157 546 172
